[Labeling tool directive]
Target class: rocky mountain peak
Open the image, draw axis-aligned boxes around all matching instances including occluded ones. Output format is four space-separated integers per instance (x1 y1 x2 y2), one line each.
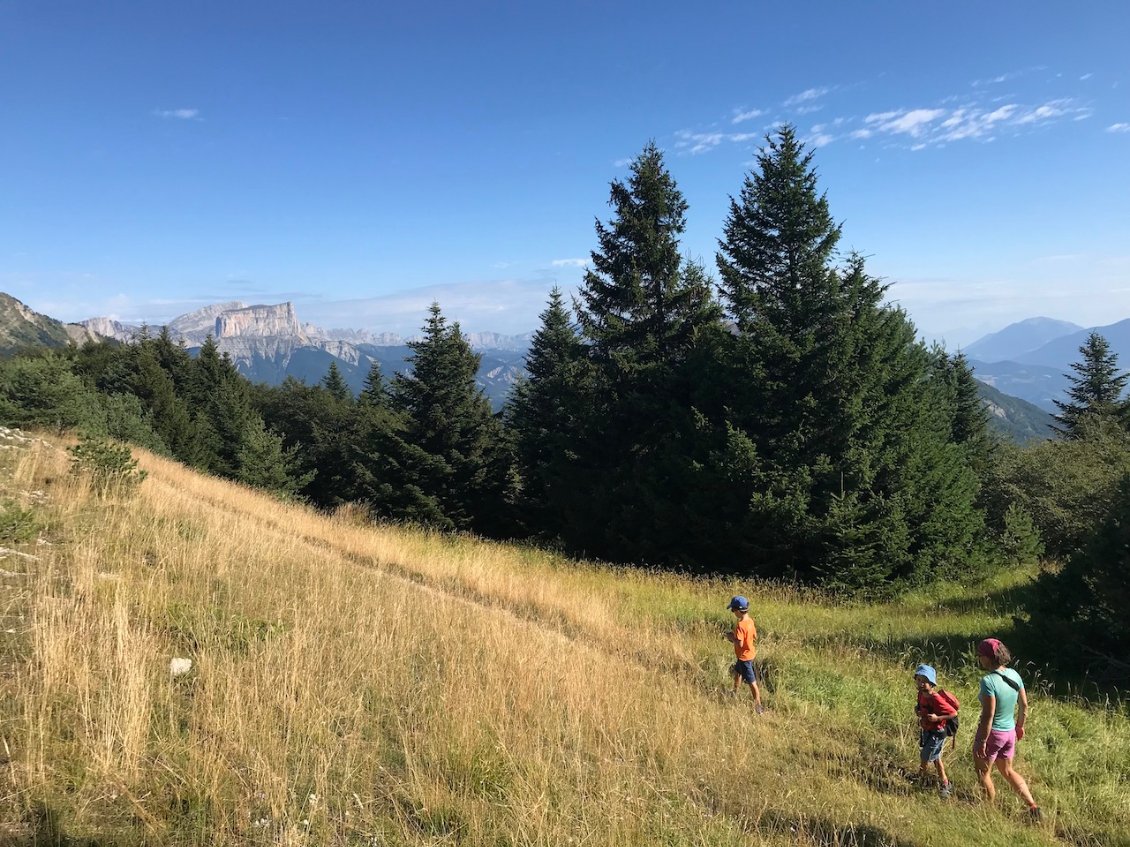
214 302 309 343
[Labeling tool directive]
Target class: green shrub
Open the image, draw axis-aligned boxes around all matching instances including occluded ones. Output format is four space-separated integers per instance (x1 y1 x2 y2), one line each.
1027 474 1130 685
984 417 1130 560
0 500 40 544
68 434 147 494
999 503 1044 564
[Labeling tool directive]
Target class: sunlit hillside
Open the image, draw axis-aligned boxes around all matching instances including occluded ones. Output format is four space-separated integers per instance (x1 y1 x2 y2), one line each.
0 434 1126 846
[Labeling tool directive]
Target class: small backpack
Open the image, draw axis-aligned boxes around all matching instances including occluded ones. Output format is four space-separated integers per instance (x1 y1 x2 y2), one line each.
936 689 961 746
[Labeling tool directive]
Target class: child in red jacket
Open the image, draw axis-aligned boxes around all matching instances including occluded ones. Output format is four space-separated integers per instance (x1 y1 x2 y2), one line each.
914 663 958 797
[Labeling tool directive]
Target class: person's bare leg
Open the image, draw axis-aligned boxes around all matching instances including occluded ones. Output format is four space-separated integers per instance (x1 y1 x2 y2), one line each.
996 759 1037 807
934 758 948 788
749 681 764 712
976 757 996 801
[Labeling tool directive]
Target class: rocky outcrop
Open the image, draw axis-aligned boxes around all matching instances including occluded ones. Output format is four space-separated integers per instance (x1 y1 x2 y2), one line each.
64 323 103 345
79 316 141 342
168 301 247 344
214 303 308 343
464 331 533 351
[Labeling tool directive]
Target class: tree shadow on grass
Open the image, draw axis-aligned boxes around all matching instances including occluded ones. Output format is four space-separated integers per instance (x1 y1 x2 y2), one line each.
0 802 115 847
756 809 921 847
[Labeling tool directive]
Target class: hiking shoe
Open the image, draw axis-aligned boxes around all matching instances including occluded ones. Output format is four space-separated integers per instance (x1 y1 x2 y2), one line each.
1028 806 1042 822
938 782 952 798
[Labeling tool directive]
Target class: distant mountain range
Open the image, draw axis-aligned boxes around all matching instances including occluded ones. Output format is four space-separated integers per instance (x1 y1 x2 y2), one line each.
72 301 530 408
0 292 1059 440
964 315 1130 413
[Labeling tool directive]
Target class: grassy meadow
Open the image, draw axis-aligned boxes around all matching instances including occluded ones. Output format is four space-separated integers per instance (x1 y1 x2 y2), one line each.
0 434 1127 846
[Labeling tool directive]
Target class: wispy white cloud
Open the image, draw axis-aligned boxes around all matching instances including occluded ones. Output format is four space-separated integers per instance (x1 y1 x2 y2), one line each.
1013 99 1079 124
1108 122 1130 133
970 67 1044 88
865 108 946 138
673 129 759 155
784 86 831 106
153 108 200 120
804 127 835 148
671 72 1096 157
612 156 633 167
1080 73 1094 81
856 99 1092 148
731 107 764 124
551 258 588 268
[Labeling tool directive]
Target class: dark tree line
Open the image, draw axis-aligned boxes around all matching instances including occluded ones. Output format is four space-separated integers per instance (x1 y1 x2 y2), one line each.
4 125 1129 632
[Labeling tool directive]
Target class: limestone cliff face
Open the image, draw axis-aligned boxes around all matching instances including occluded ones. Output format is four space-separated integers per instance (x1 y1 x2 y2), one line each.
168 301 248 344
65 323 102 345
78 316 140 342
214 303 309 343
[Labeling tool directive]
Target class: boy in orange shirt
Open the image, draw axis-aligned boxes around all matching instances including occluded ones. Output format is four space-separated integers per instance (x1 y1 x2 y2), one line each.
725 596 763 713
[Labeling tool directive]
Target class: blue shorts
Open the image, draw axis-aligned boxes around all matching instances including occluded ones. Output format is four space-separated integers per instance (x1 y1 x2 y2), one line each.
731 659 757 684
920 729 947 763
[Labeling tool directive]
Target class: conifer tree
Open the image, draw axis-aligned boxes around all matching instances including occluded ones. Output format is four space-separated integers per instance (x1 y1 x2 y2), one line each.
348 365 450 526
236 416 311 496
717 125 841 333
131 346 198 460
576 142 720 370
713 126 984 588
322 361 353 403
1053 332 1129 438
506 288 592 537
359 361 387 407
566 143 723 563
391 303 512 533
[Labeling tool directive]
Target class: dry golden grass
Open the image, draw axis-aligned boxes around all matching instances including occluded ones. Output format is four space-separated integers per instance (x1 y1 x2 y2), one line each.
0 439 1125 846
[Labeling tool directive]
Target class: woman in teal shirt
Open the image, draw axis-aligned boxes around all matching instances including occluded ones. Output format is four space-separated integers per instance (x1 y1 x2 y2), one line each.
974 638 1040 819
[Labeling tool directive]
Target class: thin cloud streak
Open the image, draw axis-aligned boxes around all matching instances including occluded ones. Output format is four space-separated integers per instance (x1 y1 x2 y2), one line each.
153 108 200 120
784 86 831 106
731 108 764 124
673 129 759 155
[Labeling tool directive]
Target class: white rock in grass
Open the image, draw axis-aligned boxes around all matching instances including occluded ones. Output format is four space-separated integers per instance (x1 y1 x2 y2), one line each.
170 657 193 677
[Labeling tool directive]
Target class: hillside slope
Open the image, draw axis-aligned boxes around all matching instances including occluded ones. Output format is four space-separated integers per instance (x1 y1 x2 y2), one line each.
0 292 89 352
977 379 1053 443
0 436 1125 845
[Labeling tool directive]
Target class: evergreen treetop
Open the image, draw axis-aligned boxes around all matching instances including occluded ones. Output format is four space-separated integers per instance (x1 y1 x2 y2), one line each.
1053 331 1129 438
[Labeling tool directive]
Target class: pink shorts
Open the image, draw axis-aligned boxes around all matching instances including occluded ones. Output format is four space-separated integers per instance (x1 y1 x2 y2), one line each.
976 729 1016 762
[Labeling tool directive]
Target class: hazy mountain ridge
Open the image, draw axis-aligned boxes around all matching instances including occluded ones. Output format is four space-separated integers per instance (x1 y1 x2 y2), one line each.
964 316 1083 362
966 316 1130 411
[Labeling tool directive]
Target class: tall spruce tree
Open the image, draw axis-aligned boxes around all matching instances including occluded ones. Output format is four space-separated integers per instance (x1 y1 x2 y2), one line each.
347 362 449 525
1053 332 1129 438
713 126 984 589
322 361 353 403
391 303 512 534
506 288 592 538
567 142 723 564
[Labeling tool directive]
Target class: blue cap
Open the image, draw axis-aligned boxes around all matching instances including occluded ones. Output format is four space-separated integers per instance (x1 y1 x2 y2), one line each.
728 595 749 612
914 664 937 685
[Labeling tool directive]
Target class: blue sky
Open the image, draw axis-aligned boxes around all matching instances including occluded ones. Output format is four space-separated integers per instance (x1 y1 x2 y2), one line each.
1 1 1128 345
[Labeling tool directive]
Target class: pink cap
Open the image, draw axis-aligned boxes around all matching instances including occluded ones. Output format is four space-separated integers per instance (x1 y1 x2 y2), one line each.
978 638 1003 658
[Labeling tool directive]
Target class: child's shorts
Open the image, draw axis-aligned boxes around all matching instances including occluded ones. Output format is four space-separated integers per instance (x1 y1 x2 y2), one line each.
731 659 757 684
919 729 947 763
